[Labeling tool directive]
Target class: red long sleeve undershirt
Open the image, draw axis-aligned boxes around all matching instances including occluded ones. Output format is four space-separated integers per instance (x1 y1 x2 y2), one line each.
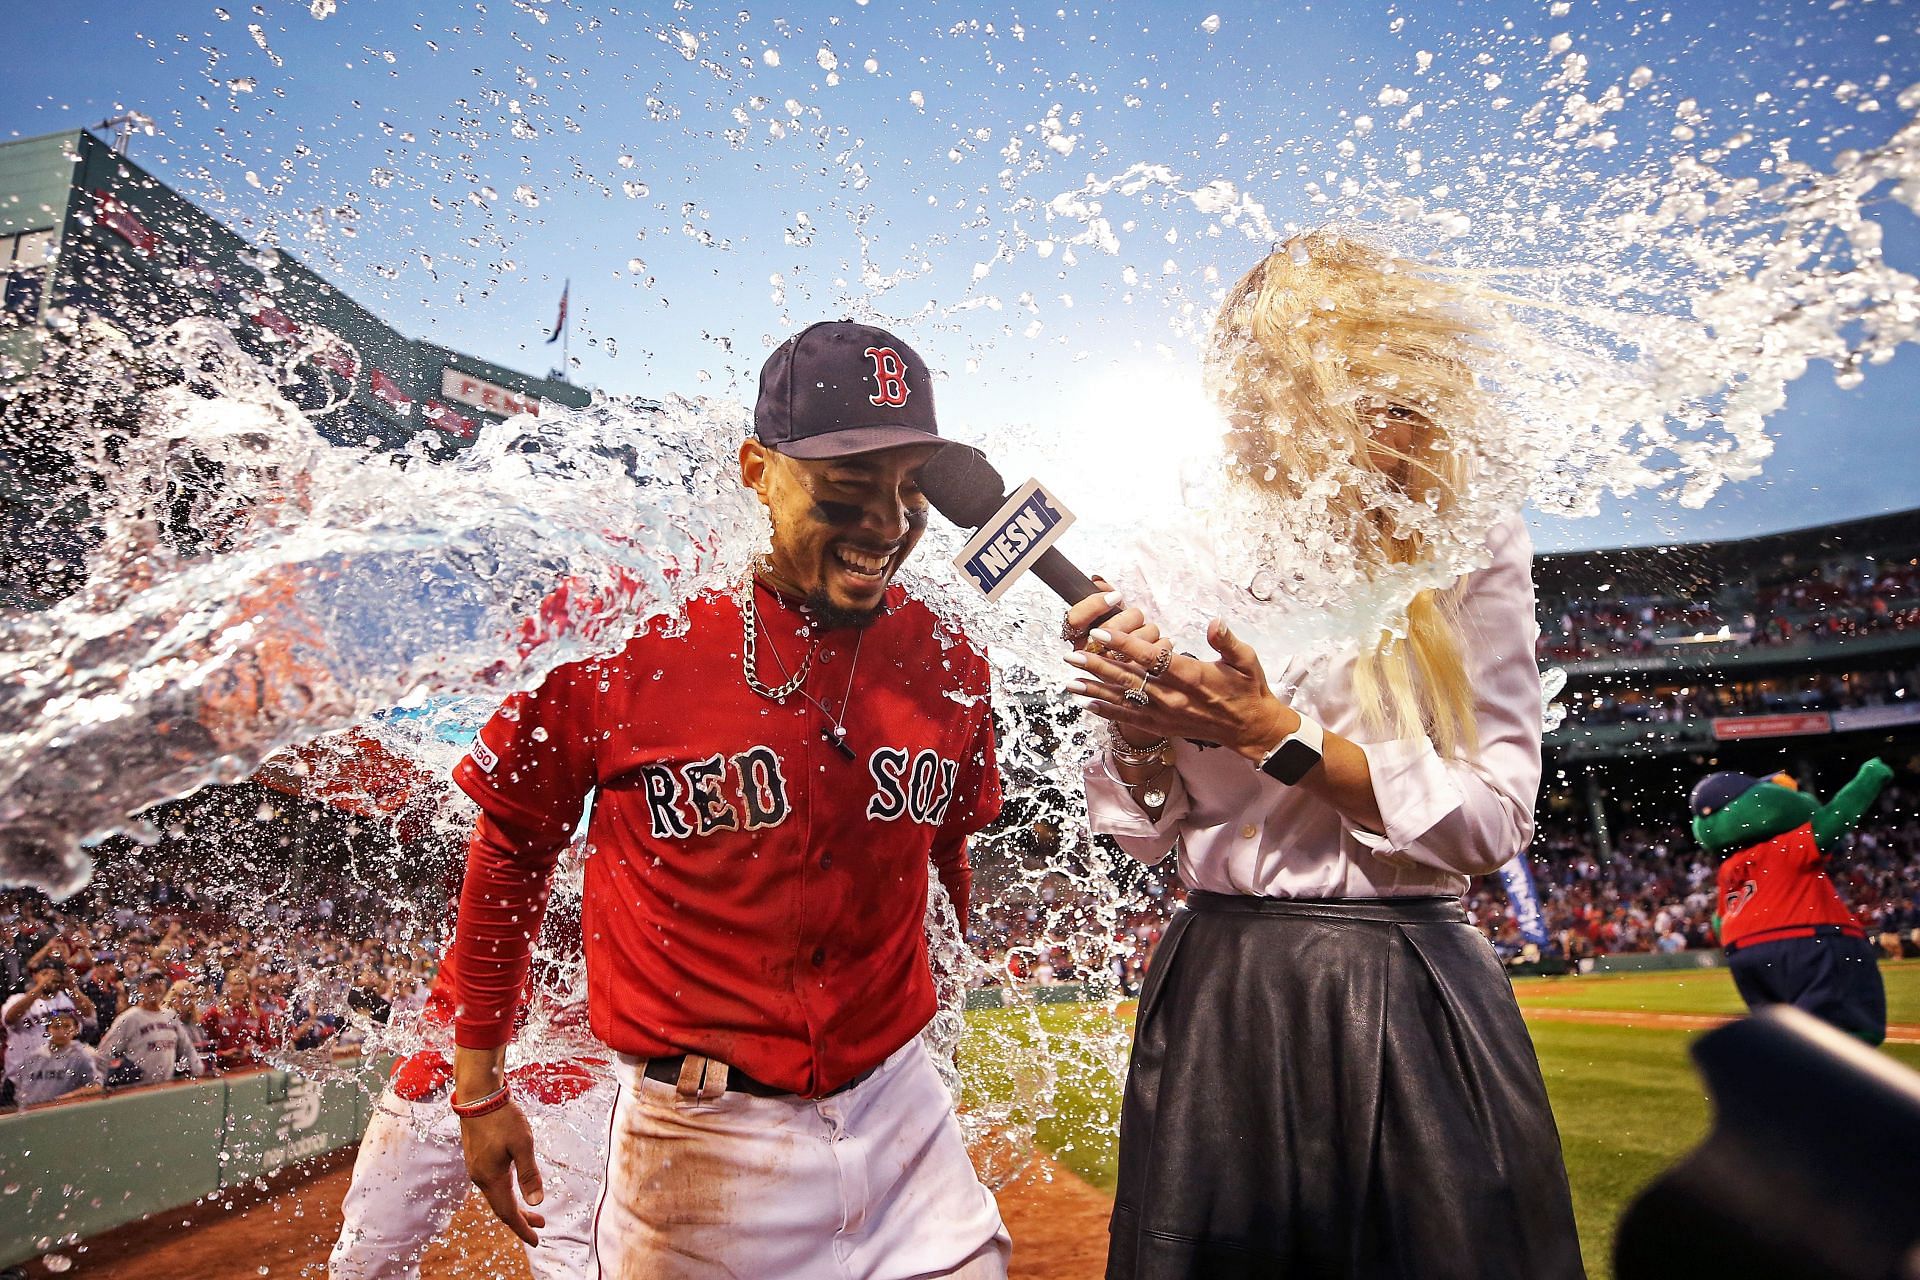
929 825 972 932
451 813 562 1051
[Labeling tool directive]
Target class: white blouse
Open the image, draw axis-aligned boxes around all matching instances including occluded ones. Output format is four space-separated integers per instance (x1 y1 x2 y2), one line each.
1083 515 1543 899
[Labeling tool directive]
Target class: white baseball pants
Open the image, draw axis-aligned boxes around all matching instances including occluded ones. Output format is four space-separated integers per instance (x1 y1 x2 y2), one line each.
593 1039 1010 1279
329 1061 616 1280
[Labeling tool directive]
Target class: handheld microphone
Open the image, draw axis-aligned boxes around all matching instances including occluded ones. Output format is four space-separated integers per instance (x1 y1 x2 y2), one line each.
919 445 1123 628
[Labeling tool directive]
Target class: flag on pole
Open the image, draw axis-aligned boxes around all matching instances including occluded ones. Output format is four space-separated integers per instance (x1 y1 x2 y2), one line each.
546 280 570 344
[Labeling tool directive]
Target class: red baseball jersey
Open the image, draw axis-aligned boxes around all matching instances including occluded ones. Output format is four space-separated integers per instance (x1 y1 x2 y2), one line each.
1715 822 1862 949
450 579 1001 1096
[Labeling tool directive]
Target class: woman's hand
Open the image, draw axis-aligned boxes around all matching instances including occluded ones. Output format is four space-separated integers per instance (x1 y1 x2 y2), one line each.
1067 618 1299 762
1062 579 1162 748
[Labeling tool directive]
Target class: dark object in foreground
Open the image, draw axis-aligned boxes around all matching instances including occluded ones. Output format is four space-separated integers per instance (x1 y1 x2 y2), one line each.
1614 1006 1920 1280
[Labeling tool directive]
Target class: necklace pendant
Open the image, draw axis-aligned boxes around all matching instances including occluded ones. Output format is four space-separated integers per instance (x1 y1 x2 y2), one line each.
823 726 856 761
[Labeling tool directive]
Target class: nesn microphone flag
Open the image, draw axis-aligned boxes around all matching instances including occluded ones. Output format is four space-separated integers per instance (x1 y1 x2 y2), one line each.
546 280 570 344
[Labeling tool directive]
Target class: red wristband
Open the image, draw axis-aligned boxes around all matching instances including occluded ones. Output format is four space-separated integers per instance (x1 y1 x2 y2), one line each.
450 1085 511 1119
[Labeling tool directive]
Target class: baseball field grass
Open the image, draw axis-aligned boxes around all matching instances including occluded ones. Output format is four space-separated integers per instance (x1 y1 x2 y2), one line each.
957 959 1920 1280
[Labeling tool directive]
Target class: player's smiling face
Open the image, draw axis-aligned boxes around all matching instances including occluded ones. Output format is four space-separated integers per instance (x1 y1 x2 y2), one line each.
741 440 937 626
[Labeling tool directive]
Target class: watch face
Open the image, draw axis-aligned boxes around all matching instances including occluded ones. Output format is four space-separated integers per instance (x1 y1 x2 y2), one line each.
1260 739 1321 786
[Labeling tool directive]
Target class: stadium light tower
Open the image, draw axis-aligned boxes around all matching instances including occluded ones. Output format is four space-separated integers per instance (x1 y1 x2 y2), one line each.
93 111 156 156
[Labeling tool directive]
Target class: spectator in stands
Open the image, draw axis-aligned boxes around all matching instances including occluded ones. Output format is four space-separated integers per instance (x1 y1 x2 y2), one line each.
3 955 97 1105
10 1009 101 1109
79 954 128 1045
390 973 428 1019
202 970 271 1072
98 969 204 1085
285 1002 341 1051
168 980 212 1058
347 968 391 1025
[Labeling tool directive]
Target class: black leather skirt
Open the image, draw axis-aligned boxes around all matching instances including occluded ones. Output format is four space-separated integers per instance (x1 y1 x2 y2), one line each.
1108 892 1585 1280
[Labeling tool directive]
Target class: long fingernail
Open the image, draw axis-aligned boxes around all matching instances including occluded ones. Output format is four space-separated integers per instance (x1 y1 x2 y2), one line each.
1063 680 1088 695
1065 651 1090 667
1089 629 1112 644
1103 591 1124 606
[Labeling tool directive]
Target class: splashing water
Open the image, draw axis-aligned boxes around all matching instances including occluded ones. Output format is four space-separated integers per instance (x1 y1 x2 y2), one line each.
0 319 762 892
5 2 1920 1194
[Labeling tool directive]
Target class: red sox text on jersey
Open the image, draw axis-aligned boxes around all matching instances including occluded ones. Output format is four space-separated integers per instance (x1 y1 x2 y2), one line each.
628 743 960 838
450 580 1000 1098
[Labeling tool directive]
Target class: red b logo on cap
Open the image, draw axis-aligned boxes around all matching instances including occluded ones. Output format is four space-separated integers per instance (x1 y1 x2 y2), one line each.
864 346 911 407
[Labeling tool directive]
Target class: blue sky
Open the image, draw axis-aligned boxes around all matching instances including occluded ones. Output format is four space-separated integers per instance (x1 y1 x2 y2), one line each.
4 0 1918 553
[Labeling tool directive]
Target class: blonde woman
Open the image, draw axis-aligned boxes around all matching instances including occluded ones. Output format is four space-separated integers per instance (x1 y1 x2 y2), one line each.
1064 232 1583 1279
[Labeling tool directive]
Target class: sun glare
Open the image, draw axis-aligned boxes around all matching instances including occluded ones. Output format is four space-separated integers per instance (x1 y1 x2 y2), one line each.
1044 359 1227 528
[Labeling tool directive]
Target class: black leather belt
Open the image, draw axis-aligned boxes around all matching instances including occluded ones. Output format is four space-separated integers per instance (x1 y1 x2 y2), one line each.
1186 891 1466 925
640 1054 876 1099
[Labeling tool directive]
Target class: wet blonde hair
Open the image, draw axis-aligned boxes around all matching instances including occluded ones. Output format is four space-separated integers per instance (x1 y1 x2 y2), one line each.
1205 230 1484 758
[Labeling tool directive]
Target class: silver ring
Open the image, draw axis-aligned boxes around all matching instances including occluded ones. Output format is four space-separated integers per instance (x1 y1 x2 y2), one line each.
1146 647 1174 679
1123 678 1152 707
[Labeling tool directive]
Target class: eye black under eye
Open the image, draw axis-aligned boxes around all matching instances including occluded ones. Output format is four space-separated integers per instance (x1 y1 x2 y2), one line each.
812 499 866 526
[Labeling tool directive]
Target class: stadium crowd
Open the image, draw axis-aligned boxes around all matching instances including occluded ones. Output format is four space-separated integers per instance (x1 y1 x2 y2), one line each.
971 782 1920 994
1566 664 1920 728
1463 796 1920 967
6 775 1914 1095
1537 554 1920 663
1 874 433 1110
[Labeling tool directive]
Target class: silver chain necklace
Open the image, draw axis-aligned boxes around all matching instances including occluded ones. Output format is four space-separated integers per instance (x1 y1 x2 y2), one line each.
740 574 816 701
741 573 865 759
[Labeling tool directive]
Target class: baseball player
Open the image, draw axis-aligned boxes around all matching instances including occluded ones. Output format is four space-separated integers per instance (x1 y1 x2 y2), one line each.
446 321 1011 1279
328 927 614 1280
96 968 203 1084
1694 758 1896 1044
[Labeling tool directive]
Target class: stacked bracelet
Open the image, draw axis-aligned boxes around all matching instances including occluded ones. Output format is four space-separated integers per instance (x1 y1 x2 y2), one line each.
1107 730 1170 768
451 1085 511 1119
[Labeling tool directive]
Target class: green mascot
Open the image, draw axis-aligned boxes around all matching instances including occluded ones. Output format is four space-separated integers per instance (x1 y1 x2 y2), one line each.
1691 758 1894 1044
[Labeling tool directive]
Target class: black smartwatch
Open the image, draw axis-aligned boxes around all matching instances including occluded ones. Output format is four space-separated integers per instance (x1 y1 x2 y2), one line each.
1257 711 1325 786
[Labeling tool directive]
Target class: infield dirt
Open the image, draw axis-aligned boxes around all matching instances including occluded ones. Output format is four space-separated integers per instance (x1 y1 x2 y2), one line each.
11 1148 1113 1280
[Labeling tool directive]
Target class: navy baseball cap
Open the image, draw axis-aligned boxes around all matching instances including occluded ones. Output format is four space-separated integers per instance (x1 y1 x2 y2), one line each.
1690 771 1758 817
754 321 945 459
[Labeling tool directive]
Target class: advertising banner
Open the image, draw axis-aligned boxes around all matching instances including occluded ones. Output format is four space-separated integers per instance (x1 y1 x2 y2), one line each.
441 366 543 418
1712 712 1833 740
1830 703 1920 733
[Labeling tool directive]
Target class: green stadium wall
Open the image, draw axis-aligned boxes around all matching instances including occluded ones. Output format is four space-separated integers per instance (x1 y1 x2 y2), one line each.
1579 950 1728 975
0 1061 387 1269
